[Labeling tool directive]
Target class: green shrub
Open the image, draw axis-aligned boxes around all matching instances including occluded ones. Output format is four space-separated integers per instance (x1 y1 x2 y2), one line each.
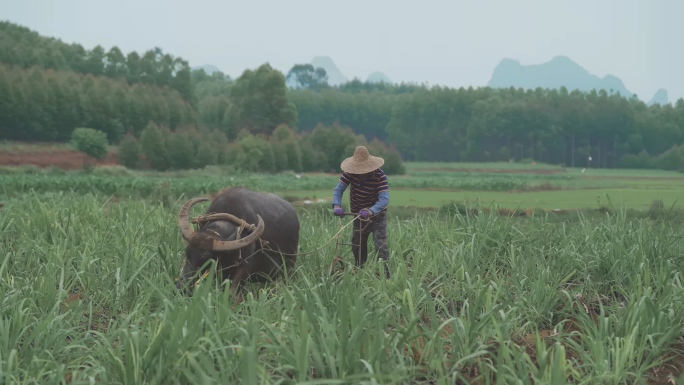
139 123 169 171
655 144 684 171
70 127 109 169
118 133 141 169
92 165 132 176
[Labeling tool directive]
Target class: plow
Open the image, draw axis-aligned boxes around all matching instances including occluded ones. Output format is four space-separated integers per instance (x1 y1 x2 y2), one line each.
328 211 374 277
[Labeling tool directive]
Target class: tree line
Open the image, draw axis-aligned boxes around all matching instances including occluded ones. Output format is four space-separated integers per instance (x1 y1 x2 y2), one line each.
0 64 195 142
1 21 683 172
196 68 684 171
118 123 405 174
0 21 192 100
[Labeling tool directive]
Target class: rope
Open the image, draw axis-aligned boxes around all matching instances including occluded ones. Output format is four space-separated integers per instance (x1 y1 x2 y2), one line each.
191 213 257 232
190 210 374 261
259 214 368 257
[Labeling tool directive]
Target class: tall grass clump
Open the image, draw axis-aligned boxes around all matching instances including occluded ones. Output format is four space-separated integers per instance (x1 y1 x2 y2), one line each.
0 189 683 383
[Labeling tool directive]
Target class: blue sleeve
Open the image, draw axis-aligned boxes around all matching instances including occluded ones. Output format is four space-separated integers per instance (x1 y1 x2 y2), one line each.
332 181 347 207
369 190 389 214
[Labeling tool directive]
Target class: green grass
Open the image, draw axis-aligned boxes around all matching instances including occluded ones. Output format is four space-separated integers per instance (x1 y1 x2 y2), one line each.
0 140 117 153
406 161 682 176
0 141 70 152
285 186 683 210
406 161 565 171
1 191 683 383
1 161 683 211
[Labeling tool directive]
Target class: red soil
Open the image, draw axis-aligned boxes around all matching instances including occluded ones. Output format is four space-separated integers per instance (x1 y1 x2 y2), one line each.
0 149 120 169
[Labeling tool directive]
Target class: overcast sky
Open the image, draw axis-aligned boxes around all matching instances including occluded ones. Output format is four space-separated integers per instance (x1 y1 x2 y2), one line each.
2 0 683 103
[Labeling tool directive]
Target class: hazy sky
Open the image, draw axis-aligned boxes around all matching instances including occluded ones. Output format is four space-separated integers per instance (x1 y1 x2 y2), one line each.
2 0 683 102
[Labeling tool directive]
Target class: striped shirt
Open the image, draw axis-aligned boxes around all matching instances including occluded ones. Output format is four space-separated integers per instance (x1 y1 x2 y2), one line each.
338 169 389 214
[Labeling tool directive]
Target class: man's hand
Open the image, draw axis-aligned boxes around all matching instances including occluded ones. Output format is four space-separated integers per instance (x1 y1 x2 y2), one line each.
359 208 372 219
333 206 343 217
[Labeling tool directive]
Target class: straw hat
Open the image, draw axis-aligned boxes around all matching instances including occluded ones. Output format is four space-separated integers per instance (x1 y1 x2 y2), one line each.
340 146 384 174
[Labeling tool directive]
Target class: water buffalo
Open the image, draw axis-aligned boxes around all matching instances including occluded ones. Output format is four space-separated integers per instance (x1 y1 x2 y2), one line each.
175 187 300 297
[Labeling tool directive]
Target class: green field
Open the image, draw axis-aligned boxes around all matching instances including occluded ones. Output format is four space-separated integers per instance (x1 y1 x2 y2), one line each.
1 162 684 383
2 183 684 383
2 161 683 212
283 186 684 210
289 163 684 210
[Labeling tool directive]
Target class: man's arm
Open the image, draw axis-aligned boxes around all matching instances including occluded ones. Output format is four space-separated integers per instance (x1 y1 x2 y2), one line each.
369 190 389 214
368 172 389 214
332 181 347 208
332 173 350 208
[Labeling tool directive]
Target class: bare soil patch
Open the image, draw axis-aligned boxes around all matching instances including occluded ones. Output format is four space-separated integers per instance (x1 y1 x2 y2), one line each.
647 345 684 385
0 149 120 169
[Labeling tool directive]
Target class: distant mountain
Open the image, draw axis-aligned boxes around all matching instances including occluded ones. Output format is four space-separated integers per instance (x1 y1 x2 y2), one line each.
310 56 348 86
366 72 393 84
285 57 392 88
192 64 222 75
487 56 654 101
648 89 669 106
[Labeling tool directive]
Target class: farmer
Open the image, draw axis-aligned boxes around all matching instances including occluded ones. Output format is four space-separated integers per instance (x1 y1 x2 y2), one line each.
331 146 391 279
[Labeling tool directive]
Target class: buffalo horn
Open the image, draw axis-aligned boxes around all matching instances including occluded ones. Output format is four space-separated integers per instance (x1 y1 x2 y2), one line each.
177 197 265 251
178 197 210 241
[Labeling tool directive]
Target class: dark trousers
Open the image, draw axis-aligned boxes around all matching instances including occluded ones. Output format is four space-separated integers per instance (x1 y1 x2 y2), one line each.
351 211 390 278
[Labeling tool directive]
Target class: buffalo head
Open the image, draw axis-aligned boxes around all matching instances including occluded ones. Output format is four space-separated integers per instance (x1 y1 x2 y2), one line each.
174 197 265 293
